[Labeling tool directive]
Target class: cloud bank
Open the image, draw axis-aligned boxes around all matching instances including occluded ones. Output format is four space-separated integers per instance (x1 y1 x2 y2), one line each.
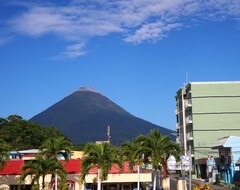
1 0 240 58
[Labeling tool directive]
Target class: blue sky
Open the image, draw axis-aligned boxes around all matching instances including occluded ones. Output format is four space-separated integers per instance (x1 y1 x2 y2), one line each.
1 0 240 130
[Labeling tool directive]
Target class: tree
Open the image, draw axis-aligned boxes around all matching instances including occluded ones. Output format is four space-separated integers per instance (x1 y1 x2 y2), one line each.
121 140 144 190
135 129 182 190
40 136 72 160
80 143 122 190
7 114 23 122
40 136 72 189
0 115 69 150
0 139 10 171
20 154 66 190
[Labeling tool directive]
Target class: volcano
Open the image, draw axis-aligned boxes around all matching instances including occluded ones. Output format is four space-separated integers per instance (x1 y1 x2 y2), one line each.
30 87 174 145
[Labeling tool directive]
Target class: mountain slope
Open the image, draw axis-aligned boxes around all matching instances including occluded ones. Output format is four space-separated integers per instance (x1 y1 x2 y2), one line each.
30 87 174 145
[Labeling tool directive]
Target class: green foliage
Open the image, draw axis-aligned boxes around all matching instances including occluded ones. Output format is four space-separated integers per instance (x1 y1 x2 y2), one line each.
121 140 144 171
0 139 11 170
40 136 72 160
0 115 69 150
134 129 182 177
20 154 66 189
214 174 221 185
20 137 72 189
235 182 240 187
80 143 122 183
72 143 86 151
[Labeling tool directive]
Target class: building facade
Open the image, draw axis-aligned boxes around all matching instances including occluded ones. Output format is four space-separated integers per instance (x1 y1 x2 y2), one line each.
175 81 240 179
0 150 152 190
0 159 152 190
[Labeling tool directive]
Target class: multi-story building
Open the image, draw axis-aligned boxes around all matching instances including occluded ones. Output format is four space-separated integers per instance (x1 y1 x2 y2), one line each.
175 81 240 179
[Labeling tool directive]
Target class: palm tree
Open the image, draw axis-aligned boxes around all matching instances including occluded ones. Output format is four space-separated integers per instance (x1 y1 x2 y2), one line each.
20 154 66 190
135 129 182 190
121 140 144 190
80 143 122 190
40 136 72 189
0 139 10 171
40 136 72 160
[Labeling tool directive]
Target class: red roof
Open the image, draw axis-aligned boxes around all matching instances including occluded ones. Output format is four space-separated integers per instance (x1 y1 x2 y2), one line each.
0 160 24 175
60 160 135 174
0 159 149 175
62 159 81 174
87 162 139 174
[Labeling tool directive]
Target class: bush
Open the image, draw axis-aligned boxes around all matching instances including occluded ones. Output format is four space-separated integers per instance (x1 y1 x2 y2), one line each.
235 182 240 187
214 174 220 185
193 184 212 190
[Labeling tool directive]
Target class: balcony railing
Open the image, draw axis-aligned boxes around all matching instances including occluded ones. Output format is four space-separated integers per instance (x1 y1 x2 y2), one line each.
185 115 193 125
188 149 194 157
185 99 192 109
186 132 193 140
176 137 182 144
175 108 178 115
176 123 180 129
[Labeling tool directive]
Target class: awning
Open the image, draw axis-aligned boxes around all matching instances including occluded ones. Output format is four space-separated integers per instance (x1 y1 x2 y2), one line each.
212 136 230 149
212 136 240 149
236 157 240 166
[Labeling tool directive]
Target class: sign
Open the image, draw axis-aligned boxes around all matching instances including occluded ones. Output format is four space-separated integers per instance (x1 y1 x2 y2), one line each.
167 155 190 171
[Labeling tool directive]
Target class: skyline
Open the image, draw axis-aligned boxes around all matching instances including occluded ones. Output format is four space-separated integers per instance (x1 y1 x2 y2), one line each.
1 0 240 130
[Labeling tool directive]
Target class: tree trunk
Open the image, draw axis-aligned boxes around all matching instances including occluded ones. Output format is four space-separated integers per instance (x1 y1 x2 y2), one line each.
162 161 168 178
42 175 45 190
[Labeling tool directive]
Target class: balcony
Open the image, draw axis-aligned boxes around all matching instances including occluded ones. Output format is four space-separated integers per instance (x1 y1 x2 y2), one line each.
175 108 178 115
176 123 180 129
188 149 194 157
186 132 193 140
176 137 182 144
185 115 193 125
185 99 192 109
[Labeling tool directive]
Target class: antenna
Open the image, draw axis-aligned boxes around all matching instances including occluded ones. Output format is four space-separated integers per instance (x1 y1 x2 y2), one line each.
184 72 189 87
107 126 111 143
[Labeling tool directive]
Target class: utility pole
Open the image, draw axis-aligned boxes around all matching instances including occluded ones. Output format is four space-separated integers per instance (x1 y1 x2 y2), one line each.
107 126 111 143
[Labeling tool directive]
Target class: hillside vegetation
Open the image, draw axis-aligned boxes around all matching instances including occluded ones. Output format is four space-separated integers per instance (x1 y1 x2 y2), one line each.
0 115 70 150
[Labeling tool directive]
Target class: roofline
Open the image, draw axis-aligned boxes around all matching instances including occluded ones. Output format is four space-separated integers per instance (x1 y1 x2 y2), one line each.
188 81 240 85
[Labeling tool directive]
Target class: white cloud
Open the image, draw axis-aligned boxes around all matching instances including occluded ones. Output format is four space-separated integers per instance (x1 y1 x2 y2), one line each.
124 22 182 43
52 42 87 59
3 0 240 57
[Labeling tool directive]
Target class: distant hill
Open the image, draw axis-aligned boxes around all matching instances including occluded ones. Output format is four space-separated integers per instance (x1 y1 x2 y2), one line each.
30 87 175 145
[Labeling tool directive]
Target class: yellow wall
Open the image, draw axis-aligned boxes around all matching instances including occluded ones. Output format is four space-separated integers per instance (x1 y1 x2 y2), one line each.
71 151 84 159
0 172 151 190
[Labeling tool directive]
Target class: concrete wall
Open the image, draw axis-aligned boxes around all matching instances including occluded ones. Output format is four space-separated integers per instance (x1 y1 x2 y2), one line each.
190 82 240 160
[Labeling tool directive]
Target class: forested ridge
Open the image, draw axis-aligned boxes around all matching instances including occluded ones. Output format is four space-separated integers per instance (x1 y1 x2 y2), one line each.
0 115 70 150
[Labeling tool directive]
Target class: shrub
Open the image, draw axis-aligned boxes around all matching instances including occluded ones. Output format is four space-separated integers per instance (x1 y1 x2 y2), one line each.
193 184 212 190
235 182 240 187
